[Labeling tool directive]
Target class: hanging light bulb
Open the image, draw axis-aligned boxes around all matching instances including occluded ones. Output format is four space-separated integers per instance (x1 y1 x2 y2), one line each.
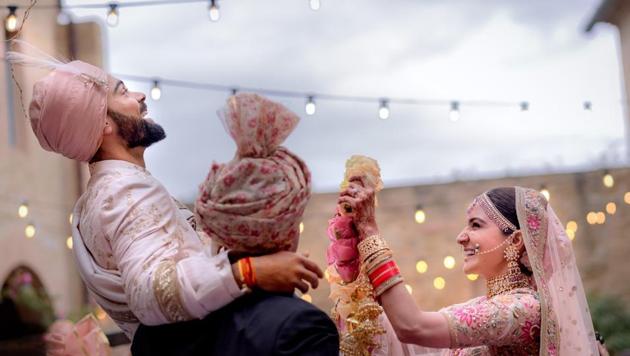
433 277 445 290
5 6 18 33
443 256 456 269
18 201 29 219
625 192 630 205
25 223 36 239
414 205 426 224
602 171 614 188
519 101 529 112
208 0 220 22
415 260 428 274
106 3 119 27
586 212 597 225
566 220 578 232
539 185 550 202
583 101 592 111
66 236 73 249
606 202 616 215
305 96 316 116
378 99 390 120
449 101 460 122
309 0 321 11
150 80 162 101
69 213 73 225
299 222 305 234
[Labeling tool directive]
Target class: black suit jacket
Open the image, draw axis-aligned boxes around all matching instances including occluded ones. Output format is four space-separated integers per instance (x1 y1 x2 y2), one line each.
131 291 339 356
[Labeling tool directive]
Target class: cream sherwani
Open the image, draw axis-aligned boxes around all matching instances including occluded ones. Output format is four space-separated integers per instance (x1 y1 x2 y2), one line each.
71 160 244 339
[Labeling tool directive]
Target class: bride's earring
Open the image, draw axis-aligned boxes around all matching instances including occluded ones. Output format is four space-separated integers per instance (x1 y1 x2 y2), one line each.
504 236 521 278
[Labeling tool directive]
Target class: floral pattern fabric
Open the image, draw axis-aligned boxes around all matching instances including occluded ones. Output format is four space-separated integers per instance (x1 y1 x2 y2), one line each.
440 288 540 356
195 93 311 254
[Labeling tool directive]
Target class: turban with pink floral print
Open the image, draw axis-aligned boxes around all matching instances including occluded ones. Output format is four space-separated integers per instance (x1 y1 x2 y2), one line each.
195 93 311 253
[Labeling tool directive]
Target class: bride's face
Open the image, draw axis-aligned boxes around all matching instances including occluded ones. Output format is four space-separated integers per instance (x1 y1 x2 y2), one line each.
456 203 508 278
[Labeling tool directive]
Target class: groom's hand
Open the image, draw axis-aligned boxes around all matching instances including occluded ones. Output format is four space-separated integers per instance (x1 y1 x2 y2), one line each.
252 251 324 294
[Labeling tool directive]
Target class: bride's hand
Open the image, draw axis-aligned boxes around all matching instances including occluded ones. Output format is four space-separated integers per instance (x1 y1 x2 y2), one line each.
338 176 379 239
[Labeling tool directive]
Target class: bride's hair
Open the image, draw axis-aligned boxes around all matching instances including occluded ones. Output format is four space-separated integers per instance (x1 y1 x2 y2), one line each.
486 186 532 276
486 187 520 235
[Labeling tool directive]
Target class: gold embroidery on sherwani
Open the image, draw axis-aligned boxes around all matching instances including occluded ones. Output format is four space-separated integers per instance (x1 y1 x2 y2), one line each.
153 260 193 322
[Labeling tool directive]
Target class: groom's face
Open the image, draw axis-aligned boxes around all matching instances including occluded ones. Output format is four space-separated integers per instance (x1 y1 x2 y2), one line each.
106 76 166 148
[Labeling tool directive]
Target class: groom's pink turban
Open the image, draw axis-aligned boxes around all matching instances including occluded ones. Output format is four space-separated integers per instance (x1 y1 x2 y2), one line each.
195 93 311 254
29 61 109 162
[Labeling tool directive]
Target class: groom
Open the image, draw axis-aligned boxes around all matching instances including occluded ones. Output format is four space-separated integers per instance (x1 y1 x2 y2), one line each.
14 52 338 354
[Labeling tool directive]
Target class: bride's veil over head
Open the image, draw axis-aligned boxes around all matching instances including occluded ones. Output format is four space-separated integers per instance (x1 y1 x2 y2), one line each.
515 187 598 356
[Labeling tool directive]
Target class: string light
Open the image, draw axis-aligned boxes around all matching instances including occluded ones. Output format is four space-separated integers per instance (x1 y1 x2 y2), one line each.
519 101 529 111
18 201 29 218
69 213 73 225
449 101 460 122
208 0 220 22
433 277 445 290
405 284 413 294
583 101 592 111
66 236 73 249
305 96 316 116
443 256 455 269
586 212 597 225
106 3 119 27
539 185 550 202
566 220 578 232
309 0 321 11
414 205 426 224
299 222 305 234
625 192 630 205
150 80 162 101
466 274 478 281
378 99 390 120
25 223 36 239
606 202 616 215
602 171 614 188
324 270 330 281
567 229 575 240
415 260 428 274
596 212 606 225
5 6 18 33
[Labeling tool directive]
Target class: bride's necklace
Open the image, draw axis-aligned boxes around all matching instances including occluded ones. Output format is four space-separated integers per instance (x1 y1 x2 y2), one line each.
486 269 530 298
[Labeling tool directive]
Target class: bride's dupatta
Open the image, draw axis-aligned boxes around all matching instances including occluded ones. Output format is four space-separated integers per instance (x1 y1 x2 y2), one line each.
516 187 598 355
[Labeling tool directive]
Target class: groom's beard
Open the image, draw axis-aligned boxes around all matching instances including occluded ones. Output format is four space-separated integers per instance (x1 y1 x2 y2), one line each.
108 109 166 148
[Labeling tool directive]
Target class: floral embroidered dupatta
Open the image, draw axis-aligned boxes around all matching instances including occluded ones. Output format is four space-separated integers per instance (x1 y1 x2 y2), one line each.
516 187 598 355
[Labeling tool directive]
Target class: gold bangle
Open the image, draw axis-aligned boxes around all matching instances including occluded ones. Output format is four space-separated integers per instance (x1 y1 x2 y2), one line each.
375 275 404 297
358 235 389 262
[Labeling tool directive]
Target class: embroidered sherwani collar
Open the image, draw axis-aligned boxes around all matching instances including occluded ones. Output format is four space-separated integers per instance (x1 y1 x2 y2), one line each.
89 159 149 175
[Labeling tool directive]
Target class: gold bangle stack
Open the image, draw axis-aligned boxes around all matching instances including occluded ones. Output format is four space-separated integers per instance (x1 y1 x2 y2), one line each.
358 234 390 262
358 235 404 297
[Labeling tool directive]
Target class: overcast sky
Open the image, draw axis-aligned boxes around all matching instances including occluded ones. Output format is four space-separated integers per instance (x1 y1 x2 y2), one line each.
65 0 626 201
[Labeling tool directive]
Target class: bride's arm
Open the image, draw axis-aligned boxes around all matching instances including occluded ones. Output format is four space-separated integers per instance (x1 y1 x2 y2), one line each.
378 278 451 348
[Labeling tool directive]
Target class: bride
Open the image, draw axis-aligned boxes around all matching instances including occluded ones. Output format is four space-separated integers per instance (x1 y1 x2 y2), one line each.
338 183 602 355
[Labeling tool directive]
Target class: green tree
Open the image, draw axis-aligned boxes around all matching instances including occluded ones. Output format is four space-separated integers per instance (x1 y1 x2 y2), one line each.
589 295 630 355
